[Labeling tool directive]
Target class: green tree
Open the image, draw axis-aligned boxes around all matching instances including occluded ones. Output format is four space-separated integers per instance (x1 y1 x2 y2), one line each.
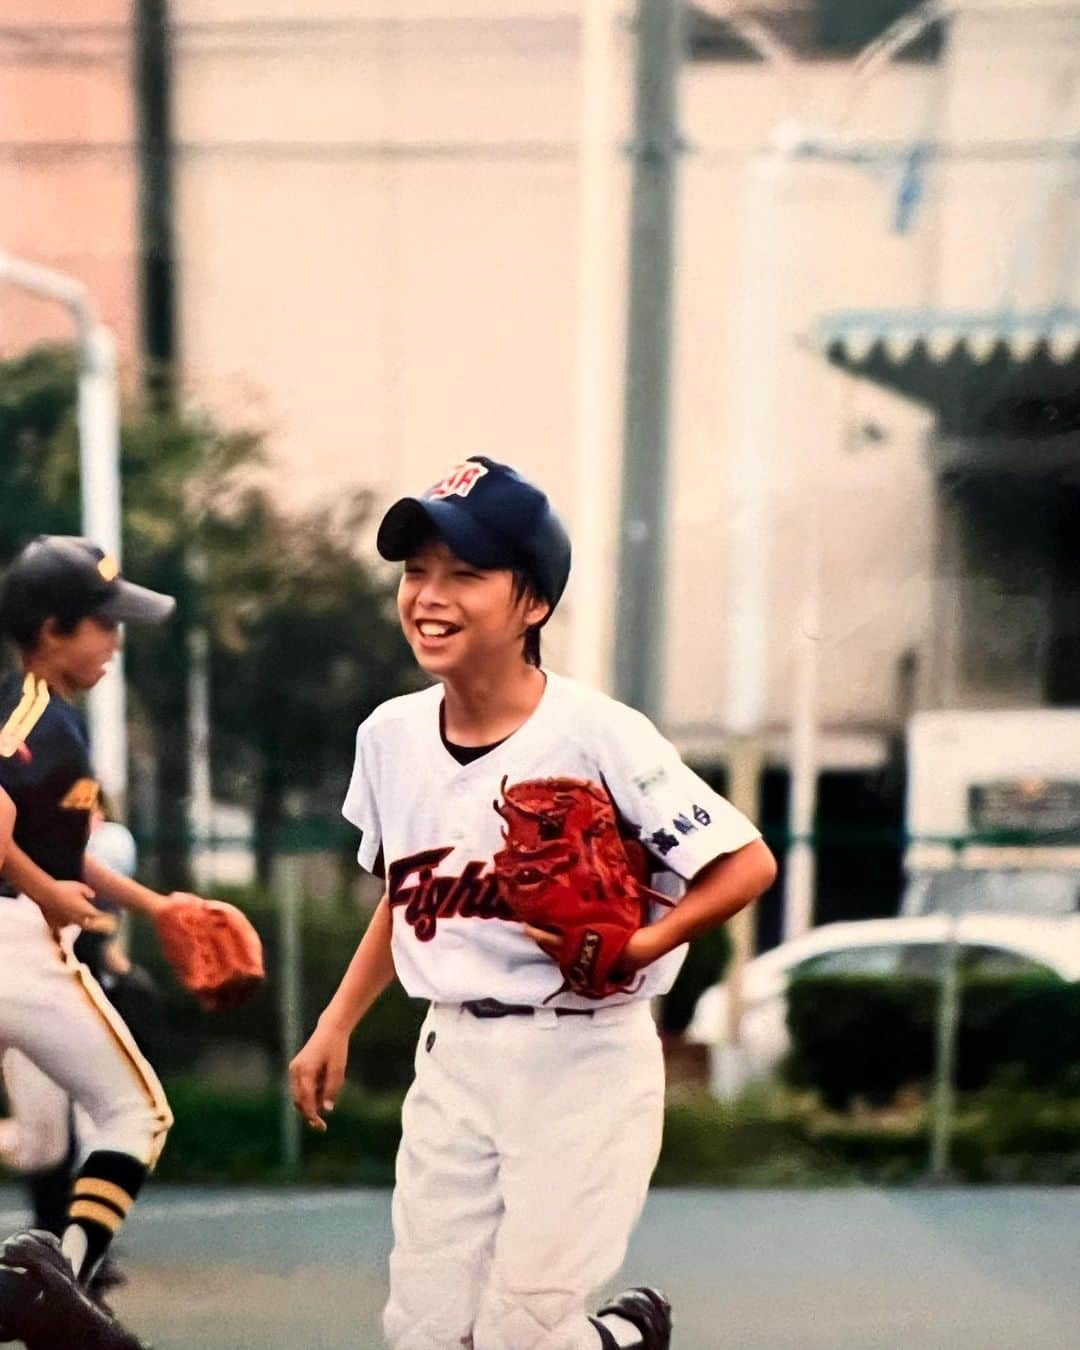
203 486 419 884
0 345 414 886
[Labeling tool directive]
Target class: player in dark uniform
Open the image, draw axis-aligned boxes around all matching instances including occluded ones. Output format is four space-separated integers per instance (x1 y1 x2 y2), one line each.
0 808 144 1291
0 536 180 1348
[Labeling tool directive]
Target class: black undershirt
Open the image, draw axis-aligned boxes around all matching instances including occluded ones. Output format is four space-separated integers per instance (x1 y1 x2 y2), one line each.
439 704 508 765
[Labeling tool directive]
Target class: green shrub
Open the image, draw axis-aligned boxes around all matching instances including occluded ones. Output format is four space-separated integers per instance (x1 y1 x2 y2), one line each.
957 979 1080 1093
785 975 936 1109
155 1078 403 1185
786 974 1080 1109
150 1078 1080 1188
658 926 731 1034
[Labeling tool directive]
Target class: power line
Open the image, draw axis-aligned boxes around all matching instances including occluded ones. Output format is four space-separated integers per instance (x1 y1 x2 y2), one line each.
695 139 1080 167
0 140 577 163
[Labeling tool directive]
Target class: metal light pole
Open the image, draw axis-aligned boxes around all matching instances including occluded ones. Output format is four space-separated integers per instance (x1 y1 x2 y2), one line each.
613 0 685 721
930 908 961 1181
0 252 126 813
716 139 793 1099
702 1 952 1097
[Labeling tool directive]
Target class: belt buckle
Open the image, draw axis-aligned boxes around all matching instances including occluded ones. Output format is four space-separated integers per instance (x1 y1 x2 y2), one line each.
465 998 524 1019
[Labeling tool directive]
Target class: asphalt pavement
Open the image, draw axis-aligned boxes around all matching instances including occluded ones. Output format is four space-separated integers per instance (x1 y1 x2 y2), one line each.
1 1186 1078 1348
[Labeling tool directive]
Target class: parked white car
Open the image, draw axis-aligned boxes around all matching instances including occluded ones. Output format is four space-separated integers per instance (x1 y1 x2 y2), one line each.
686 914 1080 1082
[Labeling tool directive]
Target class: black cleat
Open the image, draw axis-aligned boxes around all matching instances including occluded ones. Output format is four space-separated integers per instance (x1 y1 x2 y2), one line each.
0 1230 151 1349
0 1263 33 1343
90 1255 129 1295
88 1253 130 1315
595 1286 673 1350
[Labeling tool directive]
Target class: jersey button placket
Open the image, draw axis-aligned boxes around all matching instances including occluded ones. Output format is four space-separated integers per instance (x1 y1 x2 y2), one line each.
448 777 466 843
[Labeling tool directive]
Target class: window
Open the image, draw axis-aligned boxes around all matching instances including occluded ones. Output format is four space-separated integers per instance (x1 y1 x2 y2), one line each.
794 945 901 978
960 945 1059 980
920 870 1079 918
897 944 946 977
817 1 943 57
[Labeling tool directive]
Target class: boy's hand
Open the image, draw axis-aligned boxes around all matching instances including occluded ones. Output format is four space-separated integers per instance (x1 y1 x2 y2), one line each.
290 1018 351 1133
524 921 668 978
36 880 110 933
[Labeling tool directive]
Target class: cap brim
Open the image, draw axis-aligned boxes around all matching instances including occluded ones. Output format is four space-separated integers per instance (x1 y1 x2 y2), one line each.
376 497 511 569
95 580 176 625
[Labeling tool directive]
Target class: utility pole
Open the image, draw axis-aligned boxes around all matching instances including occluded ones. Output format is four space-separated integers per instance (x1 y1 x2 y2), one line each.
136 2 198 887
134 0 177 402
613 0 685 721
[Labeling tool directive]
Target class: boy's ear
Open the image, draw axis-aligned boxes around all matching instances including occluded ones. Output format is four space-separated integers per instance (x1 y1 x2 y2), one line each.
524 595 550 629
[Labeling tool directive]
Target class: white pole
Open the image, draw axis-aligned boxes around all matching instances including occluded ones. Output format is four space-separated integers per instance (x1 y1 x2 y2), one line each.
187 618 214 886
278 855 303 1177
0 252 126 814
186 548 213 884
715 143 790 1100
777 0 951 939
782 391 822 943
572 0 620 692
77 324 127 814
725 145 788 741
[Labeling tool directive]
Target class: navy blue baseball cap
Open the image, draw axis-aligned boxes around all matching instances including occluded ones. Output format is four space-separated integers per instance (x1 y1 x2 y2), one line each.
0 536 175 642
377 457 572 609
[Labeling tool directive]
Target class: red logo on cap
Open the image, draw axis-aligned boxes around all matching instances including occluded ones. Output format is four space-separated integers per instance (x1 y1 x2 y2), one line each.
426 461 489 501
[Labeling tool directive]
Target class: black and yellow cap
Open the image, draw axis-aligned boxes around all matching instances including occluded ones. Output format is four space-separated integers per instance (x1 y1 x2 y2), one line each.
0 536 175 641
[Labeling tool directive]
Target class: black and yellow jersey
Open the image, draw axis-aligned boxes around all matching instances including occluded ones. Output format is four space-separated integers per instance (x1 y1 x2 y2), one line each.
0 671 98 894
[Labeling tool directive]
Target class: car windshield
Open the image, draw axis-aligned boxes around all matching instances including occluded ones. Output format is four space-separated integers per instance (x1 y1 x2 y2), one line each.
912 870 1079 917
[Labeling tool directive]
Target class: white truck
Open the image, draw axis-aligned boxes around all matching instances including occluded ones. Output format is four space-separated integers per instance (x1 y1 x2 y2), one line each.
901 710 1080 918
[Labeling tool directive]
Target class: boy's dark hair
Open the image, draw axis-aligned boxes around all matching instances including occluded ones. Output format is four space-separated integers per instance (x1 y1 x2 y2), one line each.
511 568 547 668
3 610 81 652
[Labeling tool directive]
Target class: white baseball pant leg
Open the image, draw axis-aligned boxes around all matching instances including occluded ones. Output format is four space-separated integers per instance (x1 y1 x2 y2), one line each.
0 1047 77 1172
383 1001 665 1350
0 897 172 1169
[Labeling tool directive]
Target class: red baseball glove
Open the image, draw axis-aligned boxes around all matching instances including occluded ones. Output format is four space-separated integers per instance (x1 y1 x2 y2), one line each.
492 776 671 1001
155 894 265 1012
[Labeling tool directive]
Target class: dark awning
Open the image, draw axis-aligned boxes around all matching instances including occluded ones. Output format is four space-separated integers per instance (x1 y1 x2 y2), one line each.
820 308 1080 437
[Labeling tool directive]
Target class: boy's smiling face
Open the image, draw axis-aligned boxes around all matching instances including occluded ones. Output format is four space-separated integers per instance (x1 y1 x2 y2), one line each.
398 537 548 678
34 614 121 697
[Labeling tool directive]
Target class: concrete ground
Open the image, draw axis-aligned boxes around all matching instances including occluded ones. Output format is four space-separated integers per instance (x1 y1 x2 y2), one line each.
1 1187 1078 1349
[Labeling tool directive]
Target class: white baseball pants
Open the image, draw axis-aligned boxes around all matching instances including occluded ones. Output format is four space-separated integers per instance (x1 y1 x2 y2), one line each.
0 896 171 1168
383 1000 665 1350
0 1045 87 1172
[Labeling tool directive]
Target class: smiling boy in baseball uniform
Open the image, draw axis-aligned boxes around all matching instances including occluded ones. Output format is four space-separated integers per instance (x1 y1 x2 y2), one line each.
291 457 776 1350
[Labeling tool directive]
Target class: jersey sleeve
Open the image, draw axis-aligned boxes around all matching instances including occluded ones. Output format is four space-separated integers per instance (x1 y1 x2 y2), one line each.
341 719 383 875
592 700 761 882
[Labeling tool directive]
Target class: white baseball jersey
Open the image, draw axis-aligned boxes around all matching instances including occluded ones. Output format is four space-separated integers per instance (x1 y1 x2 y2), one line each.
342 671 761 1008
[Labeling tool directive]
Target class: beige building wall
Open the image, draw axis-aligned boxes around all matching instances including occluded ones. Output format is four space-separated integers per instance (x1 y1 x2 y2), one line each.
177 2 1059 763
0 2 140 370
